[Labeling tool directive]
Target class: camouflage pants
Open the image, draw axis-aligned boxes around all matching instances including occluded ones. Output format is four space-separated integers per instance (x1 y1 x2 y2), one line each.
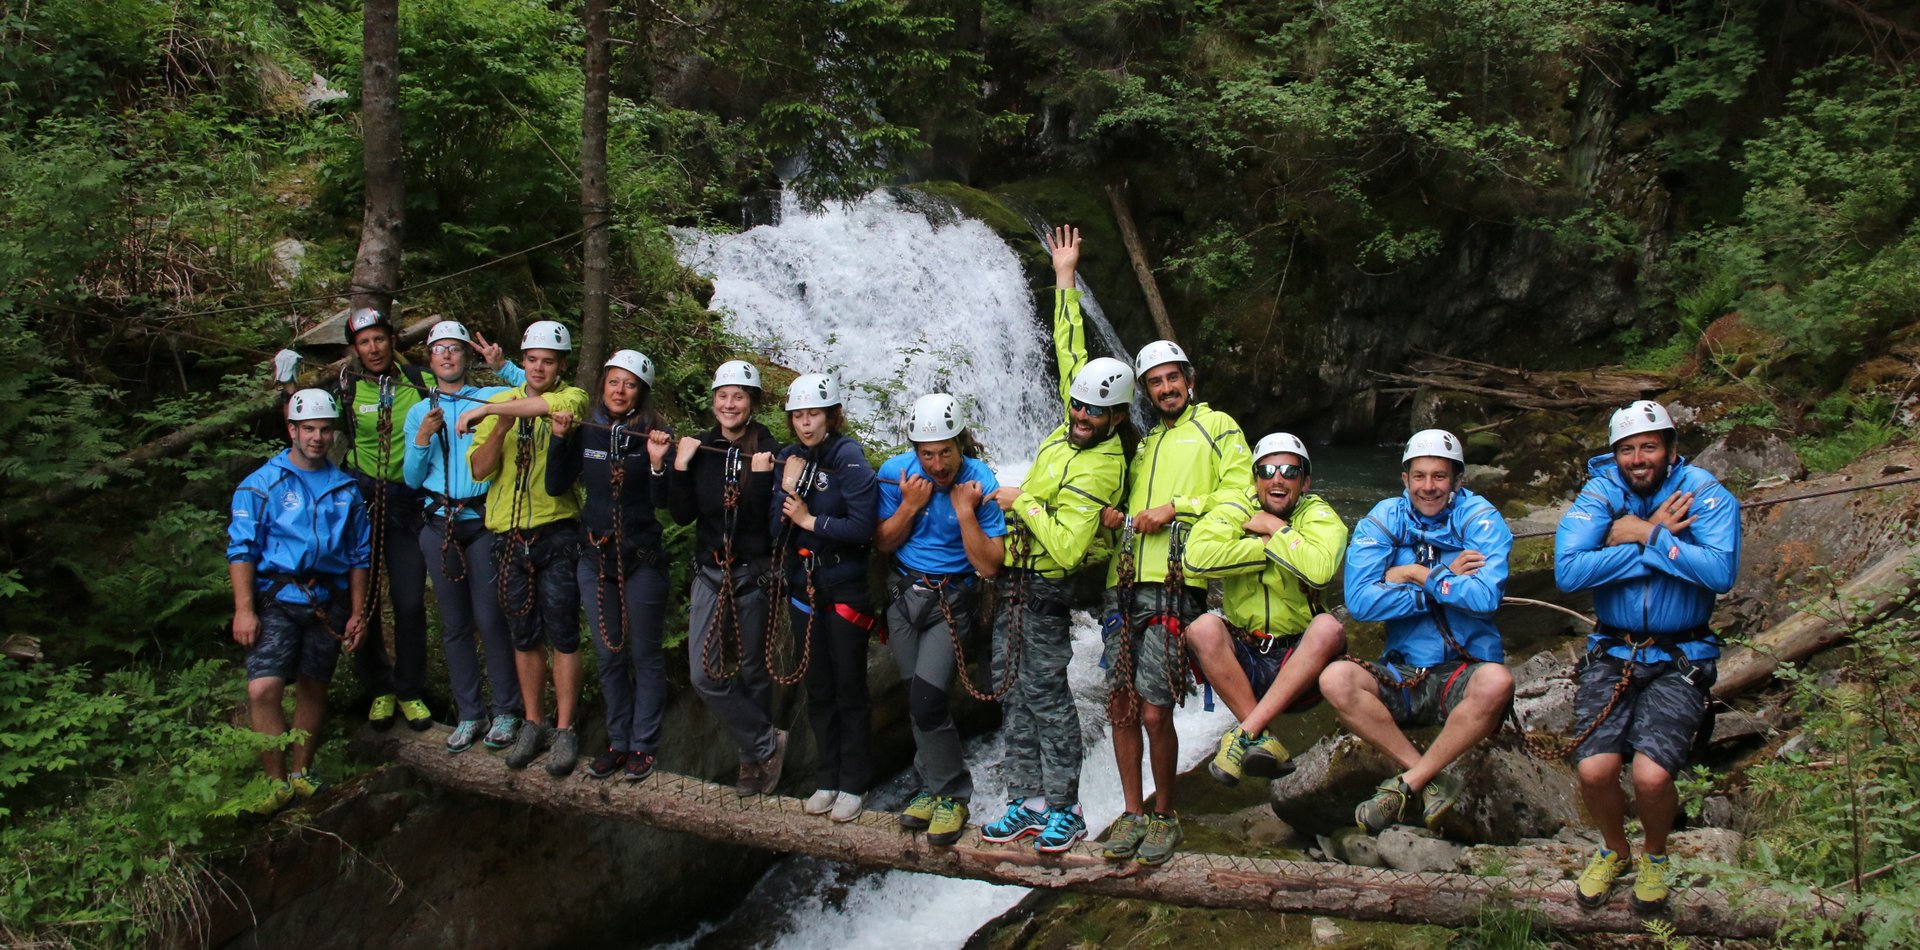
991 572 1081 806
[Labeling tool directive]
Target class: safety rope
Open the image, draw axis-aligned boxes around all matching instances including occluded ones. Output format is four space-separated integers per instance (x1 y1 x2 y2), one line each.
429 388 472 584
1157 522 1192 708
496 418 539 618
1109 519 1143 727
700 447 749 682
362 375 394 635
766 459 820 686
587 421 631 653
945 525 1022 701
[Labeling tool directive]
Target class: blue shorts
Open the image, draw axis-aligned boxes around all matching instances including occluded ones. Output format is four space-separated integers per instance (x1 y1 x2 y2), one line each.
1230 635 1322 712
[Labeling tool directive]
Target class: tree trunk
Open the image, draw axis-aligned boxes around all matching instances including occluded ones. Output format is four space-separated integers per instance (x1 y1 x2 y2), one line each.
350 0 403 316
1104 181 1178 345
1714 546 1920 698
574 0 612 388
358 728 1811 938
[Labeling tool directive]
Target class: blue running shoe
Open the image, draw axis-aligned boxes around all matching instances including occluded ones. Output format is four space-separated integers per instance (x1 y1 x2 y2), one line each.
980 800 1048 843
1034 808 1087 853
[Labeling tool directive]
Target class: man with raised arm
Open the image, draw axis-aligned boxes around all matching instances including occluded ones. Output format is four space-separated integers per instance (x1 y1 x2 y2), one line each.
1321 429 1515 836
1182 433 1347 788
1101 324 1253 868
978 225 1132 854
1556 400 1739 916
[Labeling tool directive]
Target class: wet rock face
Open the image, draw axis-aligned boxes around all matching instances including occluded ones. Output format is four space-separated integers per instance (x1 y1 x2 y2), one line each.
1691 424 1807 485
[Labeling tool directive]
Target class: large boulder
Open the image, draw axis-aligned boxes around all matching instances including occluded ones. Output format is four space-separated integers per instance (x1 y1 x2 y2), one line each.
1691 424 1808 485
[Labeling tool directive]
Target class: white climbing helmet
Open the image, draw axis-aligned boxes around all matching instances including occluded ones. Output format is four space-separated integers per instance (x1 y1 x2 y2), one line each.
1609 399 1675 446
786 373 842 411
1070 357 1134 408
426 321 473 348
286 388 340 422
605 349 656 387
711 359 762 391
346 306 392 340
520 320 572 353
1402 428 1464 465
1252 432 1311 467
908 393 965 443
1133 339 1190 379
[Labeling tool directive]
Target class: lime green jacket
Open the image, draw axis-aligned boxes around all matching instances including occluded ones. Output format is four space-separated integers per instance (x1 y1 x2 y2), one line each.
1005 288 1127 576
1183 492 1347 636
1108 401 1253 588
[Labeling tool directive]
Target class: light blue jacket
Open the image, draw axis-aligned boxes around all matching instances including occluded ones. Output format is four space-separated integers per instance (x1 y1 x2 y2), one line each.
1344 487 1512 666
401 363 525 520
1554 454 1739 662
227 450 372 605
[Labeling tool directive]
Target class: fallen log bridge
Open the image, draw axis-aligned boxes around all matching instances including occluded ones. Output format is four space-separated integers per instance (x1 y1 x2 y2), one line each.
361 729 1808 938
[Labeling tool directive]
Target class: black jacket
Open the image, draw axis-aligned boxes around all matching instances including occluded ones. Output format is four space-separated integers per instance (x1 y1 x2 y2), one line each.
547 407 667 558
667 421 781 565
770 432 878 588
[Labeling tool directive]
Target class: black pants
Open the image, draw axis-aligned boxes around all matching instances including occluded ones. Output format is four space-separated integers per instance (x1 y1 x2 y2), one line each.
799 579 875 795
353 475 428 700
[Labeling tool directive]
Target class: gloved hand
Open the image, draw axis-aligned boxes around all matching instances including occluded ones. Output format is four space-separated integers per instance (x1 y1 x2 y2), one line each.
272 348 301 383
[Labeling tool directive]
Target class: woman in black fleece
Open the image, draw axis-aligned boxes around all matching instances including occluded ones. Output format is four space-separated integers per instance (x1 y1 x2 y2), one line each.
547 349 671 781
770 372 879 822
669 360 786 796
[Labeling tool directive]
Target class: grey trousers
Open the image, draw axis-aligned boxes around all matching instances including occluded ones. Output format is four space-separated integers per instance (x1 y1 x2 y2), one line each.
992 572 1079 806
688 561 778 764
578 554 669 755
420 518 521 722
887 576 976 801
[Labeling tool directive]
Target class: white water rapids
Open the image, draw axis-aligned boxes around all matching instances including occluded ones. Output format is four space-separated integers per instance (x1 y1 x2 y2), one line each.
664 189 1236 949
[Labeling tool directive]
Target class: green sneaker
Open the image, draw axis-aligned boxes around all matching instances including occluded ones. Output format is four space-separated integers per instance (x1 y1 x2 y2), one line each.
1135 812 1184 866
239 780 293 824
399 698 433 732
1355 775 1414 834
1101 812 1149 861
1575 848 1629 910
368 694 398 731
926 798 969 847
287 771 327 800
1420 771 1465 830
899 790 937 831
1208 727 1252 786
1242 731 1293 779
1631 853 1671 915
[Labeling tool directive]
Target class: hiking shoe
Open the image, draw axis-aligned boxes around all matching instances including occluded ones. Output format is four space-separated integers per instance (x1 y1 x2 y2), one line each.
806 789 839 815
1101 812 1149 861
1631 854 1671 916
1135 812 1183 866
830 793 864 823
287 771 327 800
1242 731 1293 779
545 727 579 777
483 714 521 749
504 720 551 770
756 728 789 795
1034 808 1088 854
588 747 628 779
1209 727 1253 786
1420 771 1465 830
369 694 398 731
1576 848 1630 910
926 798 969 846
239 780 293 824
1355 775 1414 833
400 698 433 731
735 760 765 797
447 719 485 754
900 791 937 830
624 752 655 783
980 800 1048 843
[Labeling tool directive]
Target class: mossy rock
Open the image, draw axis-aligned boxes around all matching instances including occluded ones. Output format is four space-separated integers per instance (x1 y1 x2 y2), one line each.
1465 429 1506 464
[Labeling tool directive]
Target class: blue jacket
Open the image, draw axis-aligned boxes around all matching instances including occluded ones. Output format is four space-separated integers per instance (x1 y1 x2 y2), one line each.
772 433 879 588
876 452 1008 576
1554 455 1739 662
1345 487 1512 666
400 363 526 520
227 450 373 605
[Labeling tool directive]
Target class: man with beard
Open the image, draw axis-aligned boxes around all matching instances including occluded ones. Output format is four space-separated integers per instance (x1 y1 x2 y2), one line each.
1100 327 1253 868
1182 433 1347 788
1555 400 1739 916
977 225 1132 854
1321 429 1515 837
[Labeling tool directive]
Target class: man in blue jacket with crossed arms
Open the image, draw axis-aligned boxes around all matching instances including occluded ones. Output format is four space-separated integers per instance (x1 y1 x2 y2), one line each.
1556 400 1738 916
1321 428 1515 836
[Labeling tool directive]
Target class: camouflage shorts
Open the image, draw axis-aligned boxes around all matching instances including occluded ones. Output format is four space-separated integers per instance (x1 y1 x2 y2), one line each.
1573 653 1716 776
246 599 348 684
1101 584 1206 708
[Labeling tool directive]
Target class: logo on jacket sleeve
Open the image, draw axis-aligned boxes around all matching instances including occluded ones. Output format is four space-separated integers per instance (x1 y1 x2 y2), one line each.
1440 579 1452 595
1668 545 1680 560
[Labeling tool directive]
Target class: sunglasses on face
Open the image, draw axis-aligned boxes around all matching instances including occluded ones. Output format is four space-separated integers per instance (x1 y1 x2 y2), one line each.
1068 398 1115 419
1255 462 1305 480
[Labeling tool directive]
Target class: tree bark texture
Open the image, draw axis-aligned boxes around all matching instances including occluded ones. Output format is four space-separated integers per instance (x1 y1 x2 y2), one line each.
1714 545 1919 698
361 728 1807 938
350 0 403 316
575 0 613 388
1104 181 1178 346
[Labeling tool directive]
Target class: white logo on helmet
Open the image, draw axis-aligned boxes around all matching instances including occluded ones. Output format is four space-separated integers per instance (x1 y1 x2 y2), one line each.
786 373 842 411
520 320 572 353
427 321 473 347
711 360 761 390
605 349 655 387
909 393 964 442
1609 399 1675 445
1402 428 1464 464
1071 357 1135 407
1253 432 1311 465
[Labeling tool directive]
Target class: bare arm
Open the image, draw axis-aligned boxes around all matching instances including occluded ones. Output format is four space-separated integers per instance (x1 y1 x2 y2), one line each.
229 561 258 647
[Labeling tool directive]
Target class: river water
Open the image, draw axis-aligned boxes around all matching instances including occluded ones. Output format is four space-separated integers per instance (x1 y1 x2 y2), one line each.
666 190 1408 949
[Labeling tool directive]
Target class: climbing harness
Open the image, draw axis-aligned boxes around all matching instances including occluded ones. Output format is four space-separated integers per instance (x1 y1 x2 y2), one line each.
700 446 750 682
258 573 352 643
496 417 541 618
426 388 477 584
766 458 821 686
587 420 635 653
1108 519 1143 727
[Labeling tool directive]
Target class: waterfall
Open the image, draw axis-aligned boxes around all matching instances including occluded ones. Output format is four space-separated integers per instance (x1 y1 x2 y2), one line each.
664 190 1237 950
